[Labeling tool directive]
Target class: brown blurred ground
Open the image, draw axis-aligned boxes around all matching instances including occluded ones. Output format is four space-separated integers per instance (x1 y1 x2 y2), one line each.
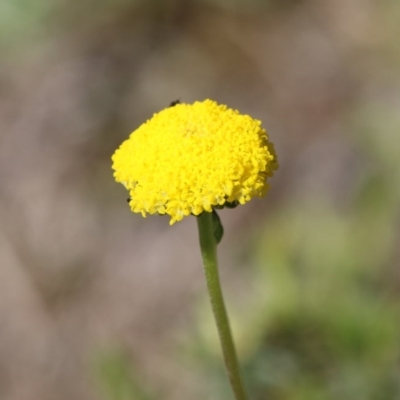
0 0 399 399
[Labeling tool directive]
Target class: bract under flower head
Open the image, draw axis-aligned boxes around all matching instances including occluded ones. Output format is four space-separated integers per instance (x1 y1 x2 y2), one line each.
112 99 278 224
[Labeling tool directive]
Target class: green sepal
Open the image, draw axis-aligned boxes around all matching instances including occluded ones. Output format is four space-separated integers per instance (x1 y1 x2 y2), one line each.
214 200 239 210
225 200 239 209
211 209 224 244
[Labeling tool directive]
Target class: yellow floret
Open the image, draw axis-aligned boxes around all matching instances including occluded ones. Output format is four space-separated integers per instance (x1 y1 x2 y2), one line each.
112 99 278 224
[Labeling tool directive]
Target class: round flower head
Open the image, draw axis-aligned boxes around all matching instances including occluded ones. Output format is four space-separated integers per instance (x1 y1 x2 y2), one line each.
112 99 278 224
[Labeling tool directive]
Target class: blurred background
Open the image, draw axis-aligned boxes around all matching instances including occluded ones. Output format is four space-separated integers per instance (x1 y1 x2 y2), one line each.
1 0 400 399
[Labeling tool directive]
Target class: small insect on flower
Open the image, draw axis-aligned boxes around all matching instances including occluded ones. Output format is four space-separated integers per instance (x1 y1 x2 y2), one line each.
169 99 181 107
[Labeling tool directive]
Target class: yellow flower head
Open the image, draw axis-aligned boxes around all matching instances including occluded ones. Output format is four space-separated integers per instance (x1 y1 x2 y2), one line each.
112 99 278 224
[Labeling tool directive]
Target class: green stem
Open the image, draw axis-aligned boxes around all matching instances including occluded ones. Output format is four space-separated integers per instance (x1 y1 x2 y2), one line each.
197 212 249 400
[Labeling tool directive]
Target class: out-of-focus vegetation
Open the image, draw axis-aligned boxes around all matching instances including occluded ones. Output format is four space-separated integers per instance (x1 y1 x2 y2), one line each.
0 0 399 399
94 349 155 400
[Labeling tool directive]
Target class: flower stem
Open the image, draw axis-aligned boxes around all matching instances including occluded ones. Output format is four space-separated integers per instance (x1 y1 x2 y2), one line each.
197 212 249 400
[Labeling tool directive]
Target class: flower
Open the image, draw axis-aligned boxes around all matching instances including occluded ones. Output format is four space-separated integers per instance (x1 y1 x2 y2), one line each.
112 99 278 225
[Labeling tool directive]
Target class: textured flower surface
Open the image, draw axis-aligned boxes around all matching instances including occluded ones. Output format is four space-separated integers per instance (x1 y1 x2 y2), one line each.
112 99 278 224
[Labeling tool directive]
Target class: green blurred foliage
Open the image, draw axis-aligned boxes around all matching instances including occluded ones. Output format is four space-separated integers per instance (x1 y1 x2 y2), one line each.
94 349 155 400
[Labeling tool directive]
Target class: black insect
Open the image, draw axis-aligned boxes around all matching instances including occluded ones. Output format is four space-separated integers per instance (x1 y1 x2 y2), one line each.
169 99 181 107
127 197 131 203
